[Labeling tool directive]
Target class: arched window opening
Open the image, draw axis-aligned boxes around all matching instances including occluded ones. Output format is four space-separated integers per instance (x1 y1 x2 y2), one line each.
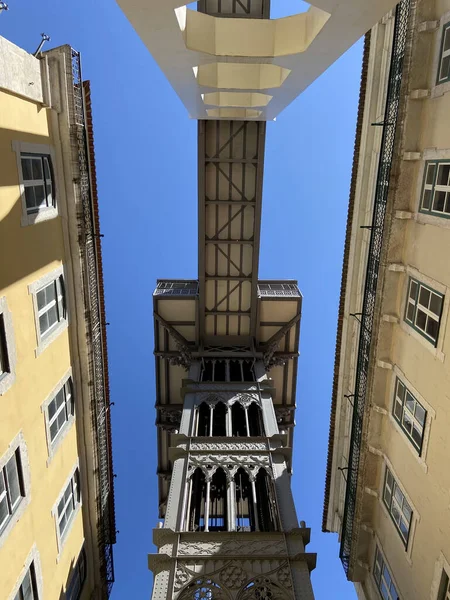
248 402 264 436
197 402 210 437
188 468 206 532
234 468 256 532
232 402 247 437
242 360 255 382
179 578 225 600
229 359 242 382
255 469 278 532
209 468 227 532
201 360 213 382
212 402 227 436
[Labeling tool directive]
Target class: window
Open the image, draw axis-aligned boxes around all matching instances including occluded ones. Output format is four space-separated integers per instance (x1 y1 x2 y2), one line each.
420 161 450 217
20 153 54 215
0 297 16 396
47 378 74 446
383 468 412 546
0 449 24 534
437 22 450 84
0 315 9 379
393 378 427 454
13 562 39 600
37 276 65 339
438 569 450 600
373 546 399 600
404 278 443 345
57 469 80 541
66 548 86 600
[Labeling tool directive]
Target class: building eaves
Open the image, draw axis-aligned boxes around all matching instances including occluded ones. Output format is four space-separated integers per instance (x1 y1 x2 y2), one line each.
322 31 371 533
83 80 117 548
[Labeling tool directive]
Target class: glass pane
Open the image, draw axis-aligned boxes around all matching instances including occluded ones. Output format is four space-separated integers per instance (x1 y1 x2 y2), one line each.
445 27 450 52
412 425 422 447
416 309 427 332
399 518 409 540
396 380 405 400
409 280 418 301
394 486 403 506
46 182 53 207
25 187 36 210
437 164 450 186
415 404 426 426
43 157 51 179
426 163 436 185
21 158 32 181
50 420 58 442
57 408 67 431
6 455 21 508
55 388 65 410
46 305 58 329
406 303 415 322
430 293 443 317
382 565 392 588
394 400 402 420
36 288 47 311
422 189 432 210
440 55 450 81
31 158 43 180
419 286 430 308
402 411 413 434
0 495 9 528
380 580 389 600
426 317 439 341
39 313 49 335
59 511 67 535
433 190 446 212
34 185 45 207
48 398 56 421
21 570 34 600
405 392 415 414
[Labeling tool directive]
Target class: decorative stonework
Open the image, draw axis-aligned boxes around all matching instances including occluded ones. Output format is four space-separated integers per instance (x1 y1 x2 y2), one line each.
187 453 271 481
196 391 261 408
178 540 285 557
190 442 267 452
173 559 295 600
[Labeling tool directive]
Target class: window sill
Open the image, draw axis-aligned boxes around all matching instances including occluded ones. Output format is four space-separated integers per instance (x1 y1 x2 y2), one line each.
21 206 58 227
35 320 68 357
399 321 445 362
0 371 15 396
0 496 30 551
431 80 450 99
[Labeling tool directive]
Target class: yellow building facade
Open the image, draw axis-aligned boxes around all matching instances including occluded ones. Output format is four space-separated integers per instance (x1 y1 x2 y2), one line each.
0 38 115 599
324 0 450 598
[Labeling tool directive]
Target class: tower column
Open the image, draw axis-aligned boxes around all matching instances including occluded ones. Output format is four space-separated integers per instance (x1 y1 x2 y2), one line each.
227 478 236 531
244 406 250 437
209 405 214 437
204 477 211 532
250 477 259 531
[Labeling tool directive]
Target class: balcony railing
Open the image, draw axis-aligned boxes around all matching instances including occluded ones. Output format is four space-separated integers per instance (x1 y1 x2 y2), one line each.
154 280 199 296
258 282 301 297
339 0 411 575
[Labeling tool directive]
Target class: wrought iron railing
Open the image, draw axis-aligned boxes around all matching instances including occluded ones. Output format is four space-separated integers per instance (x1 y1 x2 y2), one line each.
258 282 301 297
339 0 411 574
71 49 115 596
154 280 199 296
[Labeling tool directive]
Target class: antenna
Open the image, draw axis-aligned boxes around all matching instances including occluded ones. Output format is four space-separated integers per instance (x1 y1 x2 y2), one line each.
33 33 51 57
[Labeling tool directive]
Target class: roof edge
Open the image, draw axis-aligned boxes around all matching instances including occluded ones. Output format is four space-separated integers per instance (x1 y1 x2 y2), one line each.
322 31 372 533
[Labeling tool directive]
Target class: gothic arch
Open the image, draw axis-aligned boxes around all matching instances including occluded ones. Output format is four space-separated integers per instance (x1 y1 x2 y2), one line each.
178 577 231 600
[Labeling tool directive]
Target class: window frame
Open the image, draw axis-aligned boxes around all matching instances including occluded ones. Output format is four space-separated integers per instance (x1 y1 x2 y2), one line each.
0 297 16 396
373 544 400 600
404 277 444 346
0 433 30 550
65 546 87 600
52 464 82 557
29 266 68 356
392 377 427 455
382 467 413 548
419 160 450 218
41 370 75 463
437 21 450 85
12 141 58 226
7 545 43 600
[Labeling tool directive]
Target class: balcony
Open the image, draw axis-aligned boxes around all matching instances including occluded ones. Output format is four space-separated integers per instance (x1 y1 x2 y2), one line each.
258 281 301 298
154 280 198 297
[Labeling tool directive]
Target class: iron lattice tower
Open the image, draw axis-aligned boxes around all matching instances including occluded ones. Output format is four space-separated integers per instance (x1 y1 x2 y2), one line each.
149 2 317 598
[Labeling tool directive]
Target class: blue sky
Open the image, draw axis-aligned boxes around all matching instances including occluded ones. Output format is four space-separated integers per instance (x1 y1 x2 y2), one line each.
3 2 361 598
